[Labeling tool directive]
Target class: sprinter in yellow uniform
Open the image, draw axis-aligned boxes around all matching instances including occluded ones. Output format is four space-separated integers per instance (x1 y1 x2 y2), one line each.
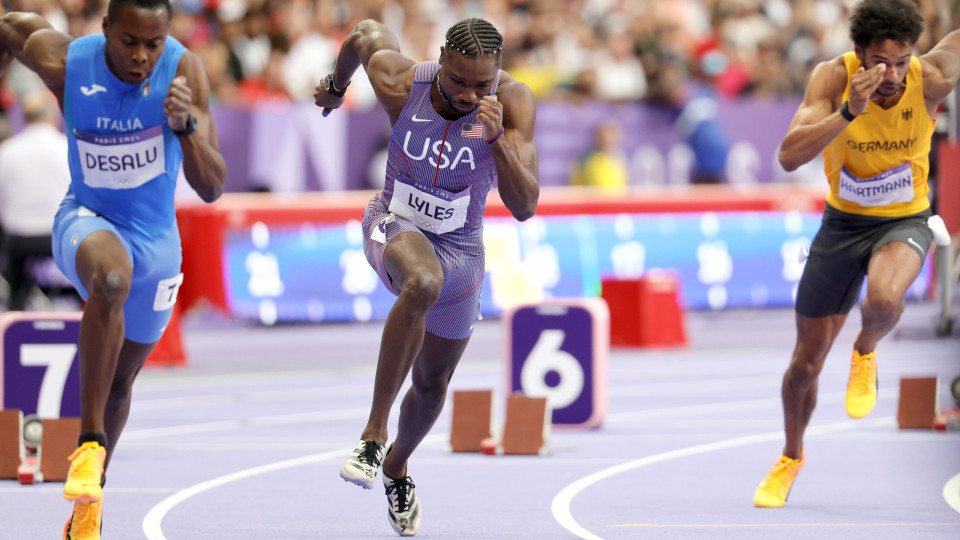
753 0 960 507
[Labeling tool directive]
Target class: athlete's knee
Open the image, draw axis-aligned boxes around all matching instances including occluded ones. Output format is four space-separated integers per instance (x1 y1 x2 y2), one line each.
87 266 131 306
398 271 443 309
862 288 904 321
412 373 450 412
105 383 132 413
787 343 828 385
105 372 137 413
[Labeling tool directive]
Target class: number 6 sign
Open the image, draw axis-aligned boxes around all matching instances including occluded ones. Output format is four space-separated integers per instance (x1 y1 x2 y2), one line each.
504 299 609 429
0 312 82 418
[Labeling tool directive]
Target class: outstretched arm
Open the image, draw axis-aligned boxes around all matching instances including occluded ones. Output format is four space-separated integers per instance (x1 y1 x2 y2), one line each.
167 51 227 202
313 19 414 120
778 57 885 171
0 12 71 97
921 29 960 109
487 77 539 221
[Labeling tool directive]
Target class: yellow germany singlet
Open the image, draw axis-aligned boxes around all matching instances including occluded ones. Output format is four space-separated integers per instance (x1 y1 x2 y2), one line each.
823 52 935 217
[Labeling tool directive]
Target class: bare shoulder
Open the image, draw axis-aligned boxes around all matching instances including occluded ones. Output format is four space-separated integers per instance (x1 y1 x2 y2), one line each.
175 49 212 109
22 27 72 89
495 71 535 127
806 56 848 98
366 50 416 118
917 52 958 105
367 49 415 92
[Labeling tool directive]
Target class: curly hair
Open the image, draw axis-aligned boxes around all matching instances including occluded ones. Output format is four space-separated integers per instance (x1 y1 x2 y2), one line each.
849 0 923 49
444 18 503 63
107 0 172 22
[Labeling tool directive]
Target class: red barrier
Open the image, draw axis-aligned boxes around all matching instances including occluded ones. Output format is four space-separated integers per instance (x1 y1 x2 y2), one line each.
601 272 687 348
937 140 960 235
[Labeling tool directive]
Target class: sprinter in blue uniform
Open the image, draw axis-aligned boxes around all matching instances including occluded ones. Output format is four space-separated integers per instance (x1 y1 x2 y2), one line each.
0 1 227 537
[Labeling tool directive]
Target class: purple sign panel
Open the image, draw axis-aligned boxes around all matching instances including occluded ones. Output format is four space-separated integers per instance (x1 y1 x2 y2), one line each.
1 317 81 418
509 304 596 426
207 98 803 194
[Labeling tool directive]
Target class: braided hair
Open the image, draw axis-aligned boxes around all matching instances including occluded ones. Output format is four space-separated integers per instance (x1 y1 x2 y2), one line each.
443 18 503 63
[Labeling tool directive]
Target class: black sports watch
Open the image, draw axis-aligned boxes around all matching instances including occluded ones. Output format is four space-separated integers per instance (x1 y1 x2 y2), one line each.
324 73 350 97
173 113 197 138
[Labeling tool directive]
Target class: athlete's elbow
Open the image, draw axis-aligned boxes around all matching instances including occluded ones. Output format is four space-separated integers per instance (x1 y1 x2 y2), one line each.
199 187 222 203
778 150 801 173
511 199 538 222
195 177 225 203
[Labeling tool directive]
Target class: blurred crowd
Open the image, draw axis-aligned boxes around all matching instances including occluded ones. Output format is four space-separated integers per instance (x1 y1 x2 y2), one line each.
0 0 955 112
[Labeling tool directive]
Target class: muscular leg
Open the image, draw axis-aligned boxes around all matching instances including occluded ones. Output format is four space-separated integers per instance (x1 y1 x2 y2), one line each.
102 339 156 471
360 232 444 443
75 231 133 439
382 332 470 479
856 242 924 354
782 312 846 459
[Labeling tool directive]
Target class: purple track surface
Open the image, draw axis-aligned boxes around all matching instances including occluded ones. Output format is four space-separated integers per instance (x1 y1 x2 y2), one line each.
2 302 958 539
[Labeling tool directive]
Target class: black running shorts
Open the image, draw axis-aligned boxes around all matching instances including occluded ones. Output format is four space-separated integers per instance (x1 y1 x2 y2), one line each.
795 203 934 318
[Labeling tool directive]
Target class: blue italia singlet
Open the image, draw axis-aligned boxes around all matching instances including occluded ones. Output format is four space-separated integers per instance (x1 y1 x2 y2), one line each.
63 34 186 240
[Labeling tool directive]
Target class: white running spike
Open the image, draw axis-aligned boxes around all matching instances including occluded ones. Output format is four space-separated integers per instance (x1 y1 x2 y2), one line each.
927 215 951 247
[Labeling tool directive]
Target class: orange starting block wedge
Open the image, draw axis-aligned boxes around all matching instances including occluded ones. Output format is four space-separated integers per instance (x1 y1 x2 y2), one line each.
501 394 550 455
450 390 494 453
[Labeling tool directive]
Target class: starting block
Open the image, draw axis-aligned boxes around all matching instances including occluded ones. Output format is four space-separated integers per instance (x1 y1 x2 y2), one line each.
451 392 551 455
897 376 939 429
0 409 23 479
601 271 687 348
501 394 550 455
38 417 81 482
934 409 960 431
0 409 79 484
449 390 494 453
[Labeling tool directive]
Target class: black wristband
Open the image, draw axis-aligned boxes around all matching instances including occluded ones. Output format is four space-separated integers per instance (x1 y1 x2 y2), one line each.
839 101 857 122
173 113 197 138
324 73 350 98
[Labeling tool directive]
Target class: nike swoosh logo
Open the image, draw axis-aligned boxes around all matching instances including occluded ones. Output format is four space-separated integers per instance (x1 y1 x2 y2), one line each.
907 237 922 251
80 84 107 96
412 114 431 122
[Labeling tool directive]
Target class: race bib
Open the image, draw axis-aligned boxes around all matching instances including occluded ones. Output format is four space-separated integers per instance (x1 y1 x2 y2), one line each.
388 176 471 234
76 125 166 189
153 273 183 311
838 163 914 207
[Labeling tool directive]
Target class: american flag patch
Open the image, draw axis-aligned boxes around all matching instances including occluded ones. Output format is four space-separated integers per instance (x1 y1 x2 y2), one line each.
461 124 483 138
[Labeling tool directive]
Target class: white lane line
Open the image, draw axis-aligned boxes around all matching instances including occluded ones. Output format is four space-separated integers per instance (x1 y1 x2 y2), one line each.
122 407 370 441
142 447 352 540
0 487 178 494
142 434 445 540
551 417 891 540
944 472 960 515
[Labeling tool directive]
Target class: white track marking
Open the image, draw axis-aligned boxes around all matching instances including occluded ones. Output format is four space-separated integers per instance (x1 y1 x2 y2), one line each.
142 447 352 540
943 472 960 514
122 407 370 441
142 434 445 540
551 417 891 540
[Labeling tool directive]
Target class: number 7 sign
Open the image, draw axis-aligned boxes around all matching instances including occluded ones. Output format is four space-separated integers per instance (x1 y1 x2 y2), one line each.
0 312 82 418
